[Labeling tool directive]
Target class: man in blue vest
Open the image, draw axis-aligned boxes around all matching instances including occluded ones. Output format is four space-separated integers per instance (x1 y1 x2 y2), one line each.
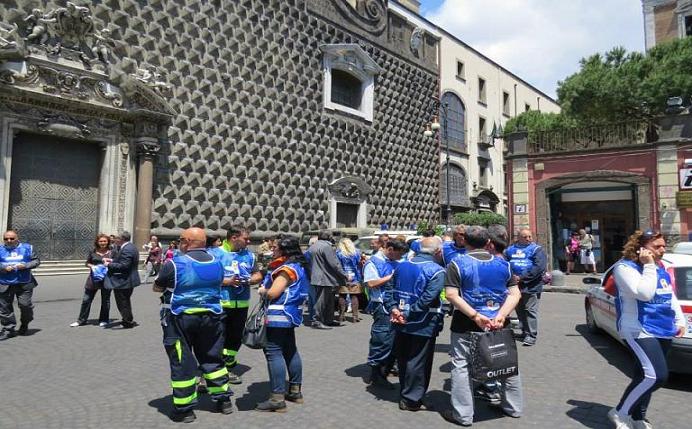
219 226 262 384
443 226 523 426
0 229 40 341
153 227 233 423
504 228 547 347
442 225 466 266
386 236 445 411
364 239 407 388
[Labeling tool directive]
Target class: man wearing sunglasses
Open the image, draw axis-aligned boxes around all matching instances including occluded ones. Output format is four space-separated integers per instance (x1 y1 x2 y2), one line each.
0 229 40 341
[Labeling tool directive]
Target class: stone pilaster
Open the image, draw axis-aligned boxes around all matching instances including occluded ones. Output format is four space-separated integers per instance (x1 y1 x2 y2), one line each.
133 137 159 248
656 143 681 237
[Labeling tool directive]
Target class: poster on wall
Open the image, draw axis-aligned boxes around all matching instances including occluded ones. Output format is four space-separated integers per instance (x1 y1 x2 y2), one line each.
591 220 599 231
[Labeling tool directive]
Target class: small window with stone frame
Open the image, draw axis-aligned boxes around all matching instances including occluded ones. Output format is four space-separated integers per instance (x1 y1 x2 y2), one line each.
525 103 531 112
479 160 488 189
478 77 487 104
456 60 465 80
331 69 363 110
686 15 692 37
502 91 510 116
478 116 486 142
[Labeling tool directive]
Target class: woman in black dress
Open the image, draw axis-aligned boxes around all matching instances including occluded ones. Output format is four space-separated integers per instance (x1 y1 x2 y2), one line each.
70 234 113 327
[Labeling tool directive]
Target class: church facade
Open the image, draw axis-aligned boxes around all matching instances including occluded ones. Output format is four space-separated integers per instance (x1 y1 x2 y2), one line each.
0 0 440 257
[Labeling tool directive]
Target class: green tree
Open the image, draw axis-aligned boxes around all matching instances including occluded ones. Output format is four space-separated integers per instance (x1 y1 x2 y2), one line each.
453 212 507 227
505 37 692 133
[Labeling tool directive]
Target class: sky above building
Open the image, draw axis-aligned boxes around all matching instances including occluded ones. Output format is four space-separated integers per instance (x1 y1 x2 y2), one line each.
419 0 645 101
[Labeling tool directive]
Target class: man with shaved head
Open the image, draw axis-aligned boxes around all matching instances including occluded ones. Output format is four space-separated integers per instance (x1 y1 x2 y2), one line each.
386 236 445 411
154 227 233 422
505 228 547 347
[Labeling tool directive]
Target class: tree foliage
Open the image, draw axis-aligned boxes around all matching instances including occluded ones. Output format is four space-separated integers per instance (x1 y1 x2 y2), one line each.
453 212 507 227
504 37 692 133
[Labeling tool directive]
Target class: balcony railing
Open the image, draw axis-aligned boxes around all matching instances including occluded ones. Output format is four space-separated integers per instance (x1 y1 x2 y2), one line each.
526 120 657 154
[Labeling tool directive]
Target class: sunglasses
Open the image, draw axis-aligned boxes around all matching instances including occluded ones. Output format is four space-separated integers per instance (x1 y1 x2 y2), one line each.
639 229 662 244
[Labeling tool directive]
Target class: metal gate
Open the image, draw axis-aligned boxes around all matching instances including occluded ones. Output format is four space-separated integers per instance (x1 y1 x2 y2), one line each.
8 133 101 260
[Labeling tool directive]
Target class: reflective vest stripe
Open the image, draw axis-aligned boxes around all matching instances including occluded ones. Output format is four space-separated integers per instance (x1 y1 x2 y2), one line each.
267 304 285 310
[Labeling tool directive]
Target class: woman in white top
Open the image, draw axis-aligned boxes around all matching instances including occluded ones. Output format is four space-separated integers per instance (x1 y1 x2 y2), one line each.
608 230 685 429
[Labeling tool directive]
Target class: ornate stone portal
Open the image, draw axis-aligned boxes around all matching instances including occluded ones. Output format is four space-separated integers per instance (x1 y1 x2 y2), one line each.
0 3 173 252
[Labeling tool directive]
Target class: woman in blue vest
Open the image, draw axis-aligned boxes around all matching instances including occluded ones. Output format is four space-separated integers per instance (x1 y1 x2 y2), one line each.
608 230 685 429
336 237 363 323
256 236 309 412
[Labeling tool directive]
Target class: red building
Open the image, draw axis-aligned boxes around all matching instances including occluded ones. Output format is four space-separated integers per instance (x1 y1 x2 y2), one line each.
505 113 692 271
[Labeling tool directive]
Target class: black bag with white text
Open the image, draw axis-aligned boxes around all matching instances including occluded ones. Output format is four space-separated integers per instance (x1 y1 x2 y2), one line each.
469 328 519 382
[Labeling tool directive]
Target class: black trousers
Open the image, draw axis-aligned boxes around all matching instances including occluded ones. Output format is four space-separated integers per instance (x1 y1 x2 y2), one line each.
223 307 249 368
314 285 336 325
113 288 134 325
394 331 437 406
162 311 231 412
77 288 111 324
0 283 34 331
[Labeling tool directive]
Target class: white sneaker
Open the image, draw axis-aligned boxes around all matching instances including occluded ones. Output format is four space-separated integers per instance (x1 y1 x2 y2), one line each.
69 322 83 327
99 322 108 328
632 420 653 429
607 408 633 429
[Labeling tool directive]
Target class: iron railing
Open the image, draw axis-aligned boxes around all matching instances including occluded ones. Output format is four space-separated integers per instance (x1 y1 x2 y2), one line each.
525 120 658 154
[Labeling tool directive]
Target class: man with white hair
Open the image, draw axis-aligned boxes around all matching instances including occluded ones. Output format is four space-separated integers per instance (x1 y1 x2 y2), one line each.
386 236 446 411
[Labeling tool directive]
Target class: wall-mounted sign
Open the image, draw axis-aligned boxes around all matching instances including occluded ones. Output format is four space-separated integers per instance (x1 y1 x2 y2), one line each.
676 191 692 208
514 204 527 214
679 168 692 189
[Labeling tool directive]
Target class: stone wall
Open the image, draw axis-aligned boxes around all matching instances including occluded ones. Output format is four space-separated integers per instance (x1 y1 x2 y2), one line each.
0 0 440 235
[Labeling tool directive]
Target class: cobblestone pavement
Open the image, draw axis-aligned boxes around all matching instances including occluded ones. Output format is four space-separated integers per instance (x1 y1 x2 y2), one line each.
1 275 690 429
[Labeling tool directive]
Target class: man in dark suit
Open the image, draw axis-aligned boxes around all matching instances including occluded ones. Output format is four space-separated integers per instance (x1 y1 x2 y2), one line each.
104 231 141 328
307 231 347 329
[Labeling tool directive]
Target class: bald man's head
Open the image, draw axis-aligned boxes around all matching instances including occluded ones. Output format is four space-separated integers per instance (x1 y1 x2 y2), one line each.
517 228 533 245
180 227 207 252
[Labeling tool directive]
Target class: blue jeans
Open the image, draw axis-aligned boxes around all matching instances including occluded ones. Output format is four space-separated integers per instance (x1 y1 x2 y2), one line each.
367 302 394 367
263 327 302 394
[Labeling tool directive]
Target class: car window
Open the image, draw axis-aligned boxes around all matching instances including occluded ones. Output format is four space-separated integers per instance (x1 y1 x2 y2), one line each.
674 267 692 300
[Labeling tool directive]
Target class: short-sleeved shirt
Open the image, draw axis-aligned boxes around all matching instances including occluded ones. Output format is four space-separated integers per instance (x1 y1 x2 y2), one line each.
446 250 517 333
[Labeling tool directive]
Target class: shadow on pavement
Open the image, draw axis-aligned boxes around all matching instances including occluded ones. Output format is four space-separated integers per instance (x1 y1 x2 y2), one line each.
231 363 252 377
344 363 400 403
565 399 610 429
439 361 452 373
148 392 219 418
235 381 270 411
21 328 41 336
427 389 511 424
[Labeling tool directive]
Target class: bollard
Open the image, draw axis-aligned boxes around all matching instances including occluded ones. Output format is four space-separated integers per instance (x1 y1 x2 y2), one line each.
550 270 566 287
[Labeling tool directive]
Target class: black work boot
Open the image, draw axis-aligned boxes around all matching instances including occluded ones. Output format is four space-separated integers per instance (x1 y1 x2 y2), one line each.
255 393 287 412
17 323 28 335
170 409 196 423
214 399 234 414
0 329 16 341
369 366 394 390
285 383 303 404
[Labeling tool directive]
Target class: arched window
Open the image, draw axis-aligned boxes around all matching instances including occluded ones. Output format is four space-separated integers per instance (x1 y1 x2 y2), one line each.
441 92 466 151
441 164 468 207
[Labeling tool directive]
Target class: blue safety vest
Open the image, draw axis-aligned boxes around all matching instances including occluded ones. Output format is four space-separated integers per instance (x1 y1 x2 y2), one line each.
505 242 540 277
615 259 678 338
453 253 512 319
265 262 309 328
0 243 33 284
442 241 466 267
392 256 445 336
220 248 256 309
409 239 422 255
169 253 224 315
206 246 227 260
337 249 362 283
364 253 398 303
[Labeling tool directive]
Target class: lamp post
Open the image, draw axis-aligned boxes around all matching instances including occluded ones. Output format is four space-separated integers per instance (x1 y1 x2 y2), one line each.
423 100 451 226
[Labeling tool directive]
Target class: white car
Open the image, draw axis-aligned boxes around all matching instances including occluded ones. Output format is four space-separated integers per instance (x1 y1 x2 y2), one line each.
353 232 421 257
584 253 692 374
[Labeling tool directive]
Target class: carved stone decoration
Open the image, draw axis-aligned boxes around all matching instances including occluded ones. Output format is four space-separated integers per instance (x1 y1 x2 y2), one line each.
136 142 161 159
0 62 38 85
40 67 89 99
119 70 176 115
331 0 388 35
410 27 424 57
328 176 373 203
94 80 123 107
13 2 110 68
0 22 19 49
37 113 91 139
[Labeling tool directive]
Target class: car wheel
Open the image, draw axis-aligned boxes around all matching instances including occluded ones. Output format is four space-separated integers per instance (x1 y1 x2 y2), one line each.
585 303 601 334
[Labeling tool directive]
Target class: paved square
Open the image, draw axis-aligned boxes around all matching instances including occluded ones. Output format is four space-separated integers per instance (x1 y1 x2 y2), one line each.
0 276 689 428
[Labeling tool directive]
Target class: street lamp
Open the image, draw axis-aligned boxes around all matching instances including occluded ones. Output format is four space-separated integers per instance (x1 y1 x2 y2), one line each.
423 99 451 226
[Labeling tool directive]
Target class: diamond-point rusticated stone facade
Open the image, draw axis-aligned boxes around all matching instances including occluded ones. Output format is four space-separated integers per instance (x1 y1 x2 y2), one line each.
1 0 440 242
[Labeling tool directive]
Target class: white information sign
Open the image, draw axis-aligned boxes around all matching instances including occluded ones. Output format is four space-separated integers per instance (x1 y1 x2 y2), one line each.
679 168 692 189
